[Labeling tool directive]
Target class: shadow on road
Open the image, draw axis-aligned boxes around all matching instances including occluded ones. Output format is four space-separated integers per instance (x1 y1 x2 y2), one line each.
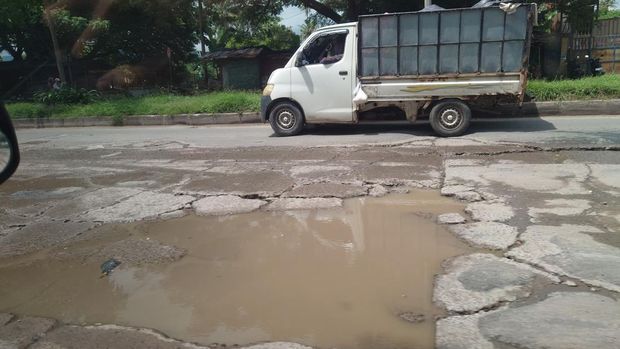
288 117 557 137
470 117 557 133
303 123 432 137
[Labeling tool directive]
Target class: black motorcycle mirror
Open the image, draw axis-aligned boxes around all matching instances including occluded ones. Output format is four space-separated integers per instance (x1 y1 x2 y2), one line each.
0 103 20 185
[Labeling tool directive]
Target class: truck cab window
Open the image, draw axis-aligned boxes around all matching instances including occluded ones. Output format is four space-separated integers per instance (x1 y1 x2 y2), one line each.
302 32 347 65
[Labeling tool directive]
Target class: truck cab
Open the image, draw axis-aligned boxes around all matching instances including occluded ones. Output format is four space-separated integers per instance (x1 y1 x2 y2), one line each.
261 22 359 136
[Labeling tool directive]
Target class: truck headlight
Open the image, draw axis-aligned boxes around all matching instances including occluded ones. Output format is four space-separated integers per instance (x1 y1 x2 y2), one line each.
262 84 274 97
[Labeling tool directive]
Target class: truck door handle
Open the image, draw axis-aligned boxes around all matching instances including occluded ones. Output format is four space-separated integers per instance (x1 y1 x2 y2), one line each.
339 71 348 76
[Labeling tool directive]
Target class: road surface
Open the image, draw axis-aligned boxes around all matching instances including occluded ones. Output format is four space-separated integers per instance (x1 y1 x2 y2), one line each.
15 115 620 149
1 114 619 349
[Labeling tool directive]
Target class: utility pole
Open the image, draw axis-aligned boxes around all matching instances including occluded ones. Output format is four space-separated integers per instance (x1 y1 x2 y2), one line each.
197 0 209 86
44 0 66 83
424 0 432 7
198 0 206 55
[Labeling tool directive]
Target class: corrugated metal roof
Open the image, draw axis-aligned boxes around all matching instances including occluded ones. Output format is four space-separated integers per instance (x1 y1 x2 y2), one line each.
202 48 265 61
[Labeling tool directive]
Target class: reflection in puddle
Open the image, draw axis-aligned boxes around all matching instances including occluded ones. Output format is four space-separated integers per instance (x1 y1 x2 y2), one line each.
0 190 472 348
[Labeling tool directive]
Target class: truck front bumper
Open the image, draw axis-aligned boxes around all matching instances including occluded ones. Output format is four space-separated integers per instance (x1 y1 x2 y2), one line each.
260 96 271 123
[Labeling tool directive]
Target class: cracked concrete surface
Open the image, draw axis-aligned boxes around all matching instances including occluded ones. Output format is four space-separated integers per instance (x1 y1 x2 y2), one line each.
192 195 267 216
0 314 311 349
438 150 620 349
465 202 515 222
528 198 591 222
507 224 620 292
281 182 368 198
2 122 620 348
434 253 559 313
437 213 466 224
437 292 620 349
448 222 519 250
83 191 197 223
444 160 592 195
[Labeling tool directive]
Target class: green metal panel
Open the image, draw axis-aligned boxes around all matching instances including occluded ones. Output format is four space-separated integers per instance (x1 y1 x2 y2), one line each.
222 60 260 89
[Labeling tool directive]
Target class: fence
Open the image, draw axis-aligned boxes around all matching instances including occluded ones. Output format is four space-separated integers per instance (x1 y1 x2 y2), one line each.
570 18 620 73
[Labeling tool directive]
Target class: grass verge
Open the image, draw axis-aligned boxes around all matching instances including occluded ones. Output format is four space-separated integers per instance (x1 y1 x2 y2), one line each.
7 75 620 119
7 91 260 119
527 74 620 101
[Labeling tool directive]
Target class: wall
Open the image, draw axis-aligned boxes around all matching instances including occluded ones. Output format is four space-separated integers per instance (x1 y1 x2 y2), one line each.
222 59 260 89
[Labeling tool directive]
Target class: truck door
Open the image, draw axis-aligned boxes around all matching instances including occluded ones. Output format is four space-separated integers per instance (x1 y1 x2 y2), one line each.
290 29 355 123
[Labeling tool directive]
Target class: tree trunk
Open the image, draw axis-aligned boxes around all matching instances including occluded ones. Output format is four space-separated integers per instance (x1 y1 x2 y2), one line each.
44 1 67 83
299 0 343 23
346 0 359 22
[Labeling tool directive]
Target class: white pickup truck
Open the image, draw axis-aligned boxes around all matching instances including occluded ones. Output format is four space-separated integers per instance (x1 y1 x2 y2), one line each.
261 3 536 137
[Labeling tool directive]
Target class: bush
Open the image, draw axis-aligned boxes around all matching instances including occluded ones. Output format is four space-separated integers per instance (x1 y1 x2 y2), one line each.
34 87 99 105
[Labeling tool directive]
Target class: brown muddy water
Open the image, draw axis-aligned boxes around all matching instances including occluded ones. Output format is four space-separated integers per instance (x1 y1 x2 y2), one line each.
0 190 472 349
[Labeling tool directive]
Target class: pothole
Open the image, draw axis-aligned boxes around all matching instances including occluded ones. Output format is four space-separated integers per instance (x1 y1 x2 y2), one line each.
0 190 472 349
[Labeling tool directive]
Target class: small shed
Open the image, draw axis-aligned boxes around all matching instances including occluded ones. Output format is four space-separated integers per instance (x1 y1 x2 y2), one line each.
202 47 292 90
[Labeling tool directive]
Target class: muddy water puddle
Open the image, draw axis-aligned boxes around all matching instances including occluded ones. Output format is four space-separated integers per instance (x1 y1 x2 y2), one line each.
0 190 472 349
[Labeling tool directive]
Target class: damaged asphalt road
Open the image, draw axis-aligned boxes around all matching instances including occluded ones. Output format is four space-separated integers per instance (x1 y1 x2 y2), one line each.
1 118 620 349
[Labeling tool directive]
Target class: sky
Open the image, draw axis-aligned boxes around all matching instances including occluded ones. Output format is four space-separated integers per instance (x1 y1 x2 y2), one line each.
0 50 13 62
279 6 309 34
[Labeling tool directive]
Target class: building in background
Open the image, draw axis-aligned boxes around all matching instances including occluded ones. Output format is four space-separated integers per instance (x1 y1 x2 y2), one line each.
202 47 292 90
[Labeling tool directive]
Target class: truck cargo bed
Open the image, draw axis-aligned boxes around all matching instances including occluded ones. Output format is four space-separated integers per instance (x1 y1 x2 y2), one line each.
357 4 535 100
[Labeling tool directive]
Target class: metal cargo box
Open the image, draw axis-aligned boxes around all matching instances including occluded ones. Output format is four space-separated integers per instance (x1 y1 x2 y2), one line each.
358 4 535 78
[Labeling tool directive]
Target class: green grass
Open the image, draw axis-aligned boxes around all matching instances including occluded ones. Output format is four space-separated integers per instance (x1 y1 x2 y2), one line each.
7 76 620 119
7 91 260 119
527 74 620 101
6 102 49 118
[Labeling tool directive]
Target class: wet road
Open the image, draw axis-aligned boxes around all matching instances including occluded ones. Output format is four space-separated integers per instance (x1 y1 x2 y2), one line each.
2 114 620 349
15 115 620 149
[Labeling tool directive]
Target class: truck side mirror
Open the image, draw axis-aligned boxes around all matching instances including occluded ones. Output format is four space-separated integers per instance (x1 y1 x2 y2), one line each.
295 53 305 67
0 103 20 185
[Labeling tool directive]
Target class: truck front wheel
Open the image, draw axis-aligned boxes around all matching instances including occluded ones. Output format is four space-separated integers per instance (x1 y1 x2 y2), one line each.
269 102 305 137
429 99 471 137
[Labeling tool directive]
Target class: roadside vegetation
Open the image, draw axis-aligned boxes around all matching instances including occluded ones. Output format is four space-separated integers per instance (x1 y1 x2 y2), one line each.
6 75 620 119
528 74 620 101
7 91 260 119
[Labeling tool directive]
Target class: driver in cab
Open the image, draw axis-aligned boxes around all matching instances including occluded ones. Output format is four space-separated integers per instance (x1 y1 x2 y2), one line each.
320 35 345 65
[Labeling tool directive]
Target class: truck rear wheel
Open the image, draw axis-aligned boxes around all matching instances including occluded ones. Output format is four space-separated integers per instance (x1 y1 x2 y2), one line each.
429 99 471 137
269 102 304 137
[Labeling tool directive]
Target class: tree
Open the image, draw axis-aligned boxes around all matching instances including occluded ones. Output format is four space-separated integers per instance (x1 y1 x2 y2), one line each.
300 13 334 39
88 0 197 66
223 20 300 50
0 0 50 61
599 0 620 19
290 0 480 23
599 0 617 12
531 0 600 33
2 0 198 66
200 0 290 50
